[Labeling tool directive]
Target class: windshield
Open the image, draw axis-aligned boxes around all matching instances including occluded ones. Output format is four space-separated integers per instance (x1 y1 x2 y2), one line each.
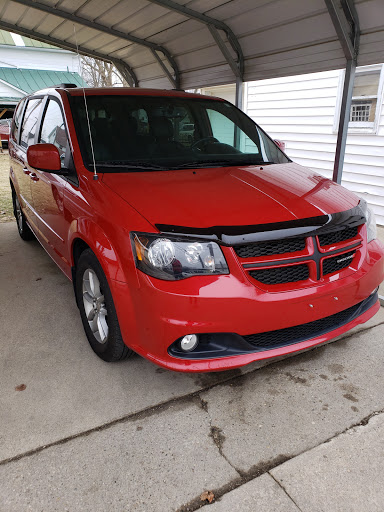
70 95 290 172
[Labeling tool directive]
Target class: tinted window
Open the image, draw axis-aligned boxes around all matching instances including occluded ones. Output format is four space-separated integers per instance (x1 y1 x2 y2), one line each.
39 100 67 166
70 95 290 172
11 99 26 142
20 98 43 148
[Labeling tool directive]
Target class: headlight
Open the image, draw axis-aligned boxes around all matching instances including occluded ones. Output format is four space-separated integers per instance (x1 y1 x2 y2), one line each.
131 233 229 280
360 199 377 243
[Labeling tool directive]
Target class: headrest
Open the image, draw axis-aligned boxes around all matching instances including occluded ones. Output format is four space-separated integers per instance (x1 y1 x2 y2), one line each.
150 117 173 139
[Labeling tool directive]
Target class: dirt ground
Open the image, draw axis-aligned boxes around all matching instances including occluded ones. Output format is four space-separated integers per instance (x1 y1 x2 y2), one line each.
0 151 13 223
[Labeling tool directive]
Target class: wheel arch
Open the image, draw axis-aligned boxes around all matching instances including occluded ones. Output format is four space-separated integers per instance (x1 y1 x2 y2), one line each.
70 231 138 348
69 220 134 309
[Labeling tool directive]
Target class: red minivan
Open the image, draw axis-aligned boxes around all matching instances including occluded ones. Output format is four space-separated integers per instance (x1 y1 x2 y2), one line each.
9 85 384 372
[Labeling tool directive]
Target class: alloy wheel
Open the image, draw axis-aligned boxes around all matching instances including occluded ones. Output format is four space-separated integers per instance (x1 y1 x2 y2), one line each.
82 268 109 344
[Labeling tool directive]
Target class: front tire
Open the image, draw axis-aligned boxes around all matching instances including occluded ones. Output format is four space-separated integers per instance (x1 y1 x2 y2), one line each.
75 249 133 362
12 189 34 241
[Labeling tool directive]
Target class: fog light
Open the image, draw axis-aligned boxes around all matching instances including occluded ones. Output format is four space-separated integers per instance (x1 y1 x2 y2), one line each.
180 334 199 352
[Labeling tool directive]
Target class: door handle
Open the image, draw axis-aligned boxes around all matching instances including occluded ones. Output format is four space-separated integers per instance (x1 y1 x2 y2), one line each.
23 168 31 175
30 172 39 182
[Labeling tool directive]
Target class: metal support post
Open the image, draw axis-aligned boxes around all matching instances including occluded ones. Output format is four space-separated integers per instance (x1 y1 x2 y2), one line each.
325 0 360 184
333 58 356 184
234 77 243 149
235 77 243 110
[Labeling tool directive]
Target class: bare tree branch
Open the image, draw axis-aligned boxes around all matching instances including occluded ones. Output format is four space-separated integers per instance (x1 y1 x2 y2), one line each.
80 56 129 87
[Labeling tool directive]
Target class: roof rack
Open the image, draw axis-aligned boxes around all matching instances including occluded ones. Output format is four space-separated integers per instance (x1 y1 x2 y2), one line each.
53 83 78 89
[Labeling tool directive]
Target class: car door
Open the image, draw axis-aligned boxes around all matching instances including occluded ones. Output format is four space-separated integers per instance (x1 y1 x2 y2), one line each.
11 97 44 234
30 97 73 273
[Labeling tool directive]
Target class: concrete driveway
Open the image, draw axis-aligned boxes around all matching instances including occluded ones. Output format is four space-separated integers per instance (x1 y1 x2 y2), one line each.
1 220 384 511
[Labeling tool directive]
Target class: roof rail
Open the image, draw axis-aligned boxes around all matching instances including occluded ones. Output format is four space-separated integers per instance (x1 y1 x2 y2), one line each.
53 83 78 89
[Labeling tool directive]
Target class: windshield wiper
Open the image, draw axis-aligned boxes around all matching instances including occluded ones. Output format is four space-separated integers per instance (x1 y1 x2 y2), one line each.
170 160 239 169
95 161 167 171
92 160 279 172
171 160 276 169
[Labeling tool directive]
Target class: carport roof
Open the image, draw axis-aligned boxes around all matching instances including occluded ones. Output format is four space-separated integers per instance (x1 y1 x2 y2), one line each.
0 0 382 89
0 28 56 47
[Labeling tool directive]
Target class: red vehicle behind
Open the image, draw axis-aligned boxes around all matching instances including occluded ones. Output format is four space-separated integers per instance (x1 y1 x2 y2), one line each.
0 119 10 148
9 86 384 372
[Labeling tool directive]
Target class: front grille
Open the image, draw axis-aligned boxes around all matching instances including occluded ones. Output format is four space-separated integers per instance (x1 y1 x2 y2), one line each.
318 226 359 247
323 250 356 276
243 296 371 350
249 264 309 285
235 237 306 258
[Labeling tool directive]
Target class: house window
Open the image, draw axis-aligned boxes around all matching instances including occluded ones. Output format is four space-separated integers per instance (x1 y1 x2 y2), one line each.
350 101 371 122
334 64 384 134
349 69 381 126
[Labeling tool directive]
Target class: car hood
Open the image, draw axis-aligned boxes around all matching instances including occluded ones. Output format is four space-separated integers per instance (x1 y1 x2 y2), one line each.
102 162 359 230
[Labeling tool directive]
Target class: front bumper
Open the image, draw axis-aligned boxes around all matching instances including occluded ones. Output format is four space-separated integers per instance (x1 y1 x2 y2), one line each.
168 290 378 359
112 239 384 372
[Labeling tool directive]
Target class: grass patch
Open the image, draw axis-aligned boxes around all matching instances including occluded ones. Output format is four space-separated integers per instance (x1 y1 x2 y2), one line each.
0 152 14 223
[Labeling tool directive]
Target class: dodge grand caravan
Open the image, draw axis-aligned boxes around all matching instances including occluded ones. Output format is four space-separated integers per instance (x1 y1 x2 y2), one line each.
9 86 384 372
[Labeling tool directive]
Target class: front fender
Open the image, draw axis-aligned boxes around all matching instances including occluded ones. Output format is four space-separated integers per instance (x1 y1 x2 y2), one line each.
68 219 142 348
68 217 132 283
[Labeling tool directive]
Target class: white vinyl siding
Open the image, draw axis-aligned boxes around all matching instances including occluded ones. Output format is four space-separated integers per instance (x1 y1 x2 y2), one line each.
0 46 79 72
245 69 384 226
0 79 24 97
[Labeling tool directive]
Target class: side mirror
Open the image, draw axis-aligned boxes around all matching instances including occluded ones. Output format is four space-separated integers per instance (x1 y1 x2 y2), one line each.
274 139 286 152
27 143 64 173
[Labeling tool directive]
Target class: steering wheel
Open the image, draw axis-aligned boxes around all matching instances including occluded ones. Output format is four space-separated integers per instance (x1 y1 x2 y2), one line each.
191 136 219 151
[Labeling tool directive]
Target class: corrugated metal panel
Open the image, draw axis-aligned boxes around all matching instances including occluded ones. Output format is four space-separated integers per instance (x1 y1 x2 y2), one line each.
0 0 383 89
19 36 57 48
0 67 85 93
243 69 384 225
0 28 61 48
0 29 15 45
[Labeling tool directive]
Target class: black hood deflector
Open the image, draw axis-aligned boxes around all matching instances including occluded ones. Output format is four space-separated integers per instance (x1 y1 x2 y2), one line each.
156 203 366 246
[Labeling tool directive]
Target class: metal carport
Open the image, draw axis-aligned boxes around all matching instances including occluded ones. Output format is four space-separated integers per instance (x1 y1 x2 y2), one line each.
1 0 383 301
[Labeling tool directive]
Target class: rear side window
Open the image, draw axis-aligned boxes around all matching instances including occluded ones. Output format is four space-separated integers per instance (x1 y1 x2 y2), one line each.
39 100 68 166
20 98 44 148
11 98 26 142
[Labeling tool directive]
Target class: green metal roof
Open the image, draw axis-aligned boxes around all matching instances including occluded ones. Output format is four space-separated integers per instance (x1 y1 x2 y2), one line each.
0 96 21 103
0 29 57 48
0 67 86 94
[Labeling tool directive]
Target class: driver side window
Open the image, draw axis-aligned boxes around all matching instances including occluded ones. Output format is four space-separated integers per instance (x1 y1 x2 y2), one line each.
39 100 68 167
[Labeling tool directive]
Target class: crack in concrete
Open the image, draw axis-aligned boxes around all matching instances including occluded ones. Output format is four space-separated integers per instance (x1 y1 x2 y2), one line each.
0 395 203 467
176 410 384 511
1 320 383 471
175 454 292 512
198 395 242 477
0 365 261 467
322 408 384 443
269 472 304 512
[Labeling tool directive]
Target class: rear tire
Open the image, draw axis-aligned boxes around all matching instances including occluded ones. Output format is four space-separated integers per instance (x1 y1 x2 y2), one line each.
12 189 34 241
75 249 133 362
